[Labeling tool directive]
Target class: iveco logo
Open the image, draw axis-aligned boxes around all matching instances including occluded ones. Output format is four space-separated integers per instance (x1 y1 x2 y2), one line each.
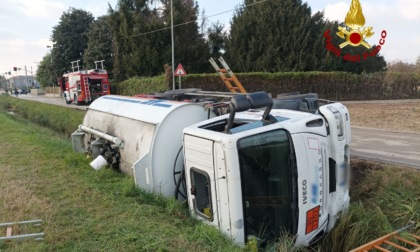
302 179 308 205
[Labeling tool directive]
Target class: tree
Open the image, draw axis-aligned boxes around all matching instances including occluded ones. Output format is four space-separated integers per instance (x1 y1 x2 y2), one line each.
35 53 56 88
160 0 210 73
51 8 94 78
108 0 210 81
0 74 6 90
207 21 227 60
225 0 386 73
322 20 387 73
83 15 114 77
387 61 417 72
109 0 169 81
226 0 326 72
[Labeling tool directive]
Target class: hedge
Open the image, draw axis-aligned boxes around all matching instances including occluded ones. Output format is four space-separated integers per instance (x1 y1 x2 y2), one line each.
114 72 420 101
114 75 168 96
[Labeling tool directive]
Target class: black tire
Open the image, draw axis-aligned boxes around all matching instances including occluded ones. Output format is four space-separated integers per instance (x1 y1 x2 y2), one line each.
64 94 71 104
74 94 79 106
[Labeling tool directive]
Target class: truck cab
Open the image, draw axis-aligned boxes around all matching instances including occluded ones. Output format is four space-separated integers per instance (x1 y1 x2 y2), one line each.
183 93 351 246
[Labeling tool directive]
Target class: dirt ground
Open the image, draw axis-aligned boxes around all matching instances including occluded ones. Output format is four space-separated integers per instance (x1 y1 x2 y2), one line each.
343 100 420 133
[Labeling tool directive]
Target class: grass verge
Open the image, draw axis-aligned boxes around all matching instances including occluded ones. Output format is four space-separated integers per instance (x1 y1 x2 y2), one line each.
0 94 85 137
318 160 420 251
0 105 239 251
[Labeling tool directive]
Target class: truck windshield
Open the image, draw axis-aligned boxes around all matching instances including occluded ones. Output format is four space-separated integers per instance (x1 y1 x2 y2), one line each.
237 129 293 244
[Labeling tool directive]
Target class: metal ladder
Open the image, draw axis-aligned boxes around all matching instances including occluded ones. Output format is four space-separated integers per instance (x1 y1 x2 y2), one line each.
0 220 44 243
350 223 420 252
209 57 247 94
83 76 91 103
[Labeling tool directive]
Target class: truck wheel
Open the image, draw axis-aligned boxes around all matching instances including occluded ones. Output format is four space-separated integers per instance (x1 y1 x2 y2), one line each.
74 94 80 106
64 94 71 104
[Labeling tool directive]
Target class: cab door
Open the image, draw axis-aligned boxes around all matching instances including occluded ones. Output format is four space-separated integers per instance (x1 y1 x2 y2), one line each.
184 135 219 228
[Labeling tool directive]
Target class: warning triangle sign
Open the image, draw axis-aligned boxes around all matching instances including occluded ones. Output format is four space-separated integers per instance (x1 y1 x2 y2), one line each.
174 63 187 76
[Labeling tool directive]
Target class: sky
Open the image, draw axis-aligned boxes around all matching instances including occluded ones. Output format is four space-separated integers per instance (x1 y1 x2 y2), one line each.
1 0 419 77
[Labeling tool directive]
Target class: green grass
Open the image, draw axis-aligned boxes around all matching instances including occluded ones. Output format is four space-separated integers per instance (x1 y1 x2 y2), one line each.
0 94 419 251
318 160 420 251
0 103 240 251
0 94 85 137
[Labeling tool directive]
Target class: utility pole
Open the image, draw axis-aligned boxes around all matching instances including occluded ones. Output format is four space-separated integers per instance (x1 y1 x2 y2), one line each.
171 0 175 90
31 66 33 89
25 65 28 90
47 45 55 97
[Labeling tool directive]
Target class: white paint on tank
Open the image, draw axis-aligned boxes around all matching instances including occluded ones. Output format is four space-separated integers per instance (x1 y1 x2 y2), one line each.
83 95 215 197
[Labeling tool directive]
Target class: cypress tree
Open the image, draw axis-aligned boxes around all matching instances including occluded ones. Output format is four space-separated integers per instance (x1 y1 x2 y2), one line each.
226 0 323 72
160 0 209 73
83 16 114 77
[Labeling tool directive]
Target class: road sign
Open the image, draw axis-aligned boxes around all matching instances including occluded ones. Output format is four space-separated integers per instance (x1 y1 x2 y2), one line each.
174 64 187 76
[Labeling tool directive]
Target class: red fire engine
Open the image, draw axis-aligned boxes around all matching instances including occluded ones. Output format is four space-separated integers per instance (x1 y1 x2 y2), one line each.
58 60 110 105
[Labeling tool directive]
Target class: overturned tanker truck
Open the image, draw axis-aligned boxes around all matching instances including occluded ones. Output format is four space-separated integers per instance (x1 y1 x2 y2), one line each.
71 89 351 247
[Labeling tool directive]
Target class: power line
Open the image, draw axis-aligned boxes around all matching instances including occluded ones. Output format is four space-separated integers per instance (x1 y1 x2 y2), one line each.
43 1 270 42
124 0 270 39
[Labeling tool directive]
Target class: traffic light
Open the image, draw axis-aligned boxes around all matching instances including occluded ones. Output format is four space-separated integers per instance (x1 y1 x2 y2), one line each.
13 67 17 71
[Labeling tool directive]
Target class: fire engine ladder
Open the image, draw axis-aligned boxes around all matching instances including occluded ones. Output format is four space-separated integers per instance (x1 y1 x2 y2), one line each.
350 222 420 252
83 76 91 103
0 220 44 243
209 57 247 93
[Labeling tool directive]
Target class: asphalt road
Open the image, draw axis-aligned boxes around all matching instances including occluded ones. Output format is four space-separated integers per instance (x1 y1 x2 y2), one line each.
13 93 88 111
9 93 420 169
351 127 420 169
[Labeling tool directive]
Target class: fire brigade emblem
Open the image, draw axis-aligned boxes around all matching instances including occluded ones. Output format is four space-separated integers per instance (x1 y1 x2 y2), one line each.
336 0 373 49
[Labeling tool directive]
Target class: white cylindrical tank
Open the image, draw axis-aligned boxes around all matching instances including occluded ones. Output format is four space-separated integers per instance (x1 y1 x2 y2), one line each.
81 95 214 197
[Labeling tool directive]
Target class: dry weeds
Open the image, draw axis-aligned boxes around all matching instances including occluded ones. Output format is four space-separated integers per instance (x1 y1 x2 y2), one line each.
344 100 420 132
